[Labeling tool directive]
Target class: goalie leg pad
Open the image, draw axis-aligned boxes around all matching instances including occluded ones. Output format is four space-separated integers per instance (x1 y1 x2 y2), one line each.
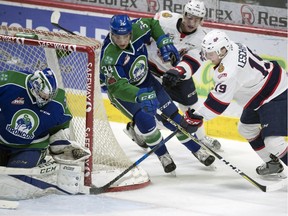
0 175 54 200
57 164 83 194
0 164 84 200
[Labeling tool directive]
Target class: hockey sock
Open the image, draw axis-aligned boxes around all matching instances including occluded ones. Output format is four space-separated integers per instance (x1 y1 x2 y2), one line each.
176 132 201 153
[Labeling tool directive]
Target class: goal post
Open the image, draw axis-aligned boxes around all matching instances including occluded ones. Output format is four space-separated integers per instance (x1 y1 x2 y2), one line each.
0 26 150 191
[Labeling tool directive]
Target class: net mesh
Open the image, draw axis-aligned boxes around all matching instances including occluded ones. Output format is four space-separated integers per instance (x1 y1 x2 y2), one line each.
0 26 143 187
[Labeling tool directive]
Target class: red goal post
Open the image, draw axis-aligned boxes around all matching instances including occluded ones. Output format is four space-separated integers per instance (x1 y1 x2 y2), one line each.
0 26 150 191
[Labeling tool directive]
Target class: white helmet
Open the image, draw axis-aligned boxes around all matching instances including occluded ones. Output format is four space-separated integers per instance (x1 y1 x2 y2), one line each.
183 0 206 18
201 30 231 56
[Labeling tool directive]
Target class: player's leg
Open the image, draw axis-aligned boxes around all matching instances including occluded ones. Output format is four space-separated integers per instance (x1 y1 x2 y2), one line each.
257 90 287 177
124 120 148 150
155 79 215 167
110 96 176 174
239 92 287 177
165 79 222 151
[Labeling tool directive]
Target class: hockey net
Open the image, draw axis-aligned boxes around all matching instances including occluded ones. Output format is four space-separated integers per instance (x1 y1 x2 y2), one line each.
0 26 150 191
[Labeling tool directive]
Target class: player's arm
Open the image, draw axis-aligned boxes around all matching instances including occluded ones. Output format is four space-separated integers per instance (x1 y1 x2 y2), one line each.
163 52 201 87
137 18 180 66
196 76 238 121
101 64 139 103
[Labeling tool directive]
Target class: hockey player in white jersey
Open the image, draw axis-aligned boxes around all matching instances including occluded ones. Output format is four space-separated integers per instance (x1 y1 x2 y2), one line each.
184 29 287 177
0 68 91 200
125 0 222 152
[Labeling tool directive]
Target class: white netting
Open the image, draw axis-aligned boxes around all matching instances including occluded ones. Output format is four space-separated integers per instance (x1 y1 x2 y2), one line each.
0 26 149 189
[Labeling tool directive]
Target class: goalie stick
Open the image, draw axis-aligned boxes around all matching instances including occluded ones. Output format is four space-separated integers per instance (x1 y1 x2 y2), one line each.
89 130 178 195
156 110 287 192
51 11 76 35
0 161 59 175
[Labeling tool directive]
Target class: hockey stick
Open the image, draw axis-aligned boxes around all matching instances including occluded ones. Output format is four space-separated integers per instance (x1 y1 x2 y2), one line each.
90 130 178 195
156 110 286 192
51 11 76 35
0 161 59 175
0 200 19 209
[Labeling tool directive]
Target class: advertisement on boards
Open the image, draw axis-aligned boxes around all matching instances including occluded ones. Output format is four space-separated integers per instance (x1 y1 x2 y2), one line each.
57 0 287 30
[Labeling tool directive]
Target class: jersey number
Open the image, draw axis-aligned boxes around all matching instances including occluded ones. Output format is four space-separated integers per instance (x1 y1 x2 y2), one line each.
215 83 227 93
248 48 270 78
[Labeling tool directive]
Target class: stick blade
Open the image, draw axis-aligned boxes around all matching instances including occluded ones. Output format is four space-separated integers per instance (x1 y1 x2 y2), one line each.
89 186 107 195
51 10 61 24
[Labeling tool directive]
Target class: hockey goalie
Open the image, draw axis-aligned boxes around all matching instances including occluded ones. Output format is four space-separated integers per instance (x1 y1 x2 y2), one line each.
0 67 91 200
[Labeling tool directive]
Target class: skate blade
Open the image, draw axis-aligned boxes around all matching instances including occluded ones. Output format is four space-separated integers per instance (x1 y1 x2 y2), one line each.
168 170 176 177
207 164 217 171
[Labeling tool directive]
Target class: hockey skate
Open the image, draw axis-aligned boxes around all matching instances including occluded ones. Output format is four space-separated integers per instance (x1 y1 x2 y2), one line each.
192 147 215 166
158 152 176 174
124 122 148 150
256 155 285 178
200 136 222 151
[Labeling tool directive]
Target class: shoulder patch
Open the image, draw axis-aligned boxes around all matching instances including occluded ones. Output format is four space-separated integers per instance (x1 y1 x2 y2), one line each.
218 63 225 73
162 12 172 18
104 56 114 65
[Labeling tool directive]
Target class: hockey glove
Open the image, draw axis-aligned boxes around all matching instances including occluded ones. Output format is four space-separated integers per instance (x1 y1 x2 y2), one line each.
163 67 185 87
50 141 91 164
156 34 180 67
137 87 159 116
180 108 203 134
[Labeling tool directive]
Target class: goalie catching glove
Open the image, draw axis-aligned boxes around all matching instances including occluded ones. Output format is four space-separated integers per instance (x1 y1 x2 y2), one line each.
156 34 180 67
49 129 91 164
180 108 203 134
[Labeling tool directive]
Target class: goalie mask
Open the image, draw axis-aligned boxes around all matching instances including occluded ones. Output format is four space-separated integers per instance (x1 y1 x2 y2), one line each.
201 30 231 58
28 68 58 107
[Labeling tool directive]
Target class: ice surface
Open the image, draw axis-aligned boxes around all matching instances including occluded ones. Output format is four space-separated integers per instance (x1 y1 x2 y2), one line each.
0 122 287 216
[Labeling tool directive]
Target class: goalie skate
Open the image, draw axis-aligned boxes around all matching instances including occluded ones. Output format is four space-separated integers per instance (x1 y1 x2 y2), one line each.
124 122 148 150
158 152 176 175
192 147 215 166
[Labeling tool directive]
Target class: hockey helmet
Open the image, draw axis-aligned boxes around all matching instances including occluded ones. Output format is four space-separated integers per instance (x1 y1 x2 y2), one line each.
184 0 206 18
110 14 132 35
201 30 231 57
28 68 58 107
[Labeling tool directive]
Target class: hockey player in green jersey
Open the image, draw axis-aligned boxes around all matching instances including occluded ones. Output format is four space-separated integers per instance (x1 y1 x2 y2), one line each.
0 68 91 200
100 14 215 174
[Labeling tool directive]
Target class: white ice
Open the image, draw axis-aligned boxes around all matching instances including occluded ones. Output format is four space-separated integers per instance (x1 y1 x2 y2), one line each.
0 122 287 216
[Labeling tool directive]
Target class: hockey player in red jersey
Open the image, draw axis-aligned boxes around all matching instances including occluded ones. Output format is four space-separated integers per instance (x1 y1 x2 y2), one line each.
125 0 222 152
184 29 287 177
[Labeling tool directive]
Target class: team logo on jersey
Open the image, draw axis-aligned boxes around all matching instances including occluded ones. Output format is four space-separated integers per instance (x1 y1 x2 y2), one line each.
162 12 172 18
6 109 39 139
11 97 25 105
218 63 225 73
129 56 147 84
